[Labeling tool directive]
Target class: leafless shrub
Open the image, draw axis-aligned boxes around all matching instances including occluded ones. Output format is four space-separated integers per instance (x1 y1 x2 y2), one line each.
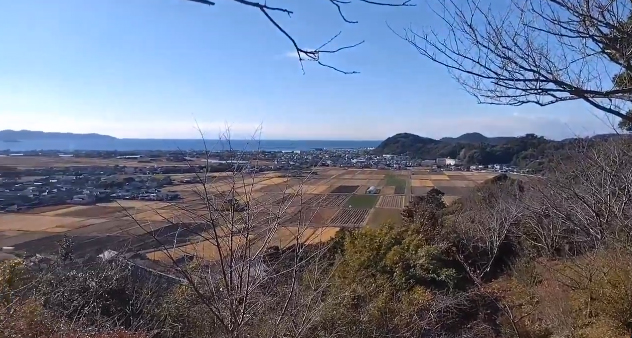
521 137 632 256
450 177 525 282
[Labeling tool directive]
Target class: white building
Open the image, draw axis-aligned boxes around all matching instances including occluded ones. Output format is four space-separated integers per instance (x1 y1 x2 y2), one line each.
436 157 456 166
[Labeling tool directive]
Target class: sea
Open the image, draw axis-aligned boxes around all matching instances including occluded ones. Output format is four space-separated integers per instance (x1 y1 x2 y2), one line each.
1 139 381 152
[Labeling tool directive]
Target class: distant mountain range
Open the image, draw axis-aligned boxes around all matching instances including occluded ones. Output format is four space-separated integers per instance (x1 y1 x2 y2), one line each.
0 130 117 142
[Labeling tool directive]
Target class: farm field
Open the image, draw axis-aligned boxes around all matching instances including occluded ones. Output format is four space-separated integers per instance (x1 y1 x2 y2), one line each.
345 195 379 209
0 168 498 261
366 208 403 227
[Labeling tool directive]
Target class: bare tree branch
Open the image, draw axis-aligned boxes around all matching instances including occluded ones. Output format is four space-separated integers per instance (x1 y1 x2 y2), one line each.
396 0 632 121
183 0 413 74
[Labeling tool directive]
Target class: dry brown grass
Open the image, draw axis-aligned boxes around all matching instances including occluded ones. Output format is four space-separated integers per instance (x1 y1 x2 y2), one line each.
272 227 340 247
22 205 74 215
147 226 340 262
427 175 450 180
411 179 434 187
281 207 339 226
380 186 396 195
354 174 385 180
304 185 331 194
39 205 94 217
443 196 460 205
431 180 478 187
0 214 88 231
53 206 132 218
98 200 170 209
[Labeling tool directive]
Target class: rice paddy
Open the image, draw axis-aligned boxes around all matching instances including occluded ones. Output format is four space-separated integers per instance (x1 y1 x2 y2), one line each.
1 168 498 262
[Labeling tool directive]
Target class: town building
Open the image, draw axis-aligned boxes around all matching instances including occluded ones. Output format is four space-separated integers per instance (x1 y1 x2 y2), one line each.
436 157 456 166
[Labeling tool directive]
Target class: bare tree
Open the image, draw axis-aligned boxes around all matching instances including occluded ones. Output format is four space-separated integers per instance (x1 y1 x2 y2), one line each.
184 0 413 74
521 137 632 255
396 0 632 122
451 178 524 282
121 130 342 337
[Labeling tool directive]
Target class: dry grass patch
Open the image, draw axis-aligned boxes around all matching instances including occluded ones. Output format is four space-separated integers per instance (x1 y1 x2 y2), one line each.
305 185 331 194
62 218 112 230
132 209 190 222
0 214 87 231
55 206 132 218
427 175 450 180
256 183 298 193
443 196 461 205
430 180 478 187
380 186 396 195
148 238 231 262
41 227 73 233
23 205 74 215
354 174 385 180
411 179 434 187
330 179 367 186
281 208 338 225
432 186 470 196
411 186 433 196
148 226 340 263
258 177 289 185
412 170 431 175
272 226 340 247
469 173 499 181
37 205 92 216
364 179 382 186
98 200 170 209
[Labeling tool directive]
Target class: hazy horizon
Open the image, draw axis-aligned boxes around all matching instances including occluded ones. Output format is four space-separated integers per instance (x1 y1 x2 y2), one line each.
0 0 620 140
1 129 614 142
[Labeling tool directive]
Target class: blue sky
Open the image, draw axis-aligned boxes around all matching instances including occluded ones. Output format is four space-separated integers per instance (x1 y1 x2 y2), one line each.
0 0 617 140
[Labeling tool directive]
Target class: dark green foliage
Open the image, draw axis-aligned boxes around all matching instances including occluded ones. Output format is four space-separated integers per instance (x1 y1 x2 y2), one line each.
441 132 514 145
346 194 379 208
618 110 632 132
375 132 569 168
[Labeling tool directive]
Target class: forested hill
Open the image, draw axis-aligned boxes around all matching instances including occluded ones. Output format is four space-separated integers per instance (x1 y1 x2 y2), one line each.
374 132 570 168
440 132 515 145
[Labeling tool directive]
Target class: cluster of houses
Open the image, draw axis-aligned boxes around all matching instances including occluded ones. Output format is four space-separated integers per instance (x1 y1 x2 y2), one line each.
0 165 186 212
270 149 464 171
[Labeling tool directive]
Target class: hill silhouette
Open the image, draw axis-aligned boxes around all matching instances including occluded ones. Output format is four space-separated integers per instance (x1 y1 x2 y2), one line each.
0 130 117 142
440 132 514 145
374 132 568 168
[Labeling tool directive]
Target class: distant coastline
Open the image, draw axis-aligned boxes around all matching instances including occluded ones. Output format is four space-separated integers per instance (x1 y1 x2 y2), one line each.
0 138 381 152
0 130 380 152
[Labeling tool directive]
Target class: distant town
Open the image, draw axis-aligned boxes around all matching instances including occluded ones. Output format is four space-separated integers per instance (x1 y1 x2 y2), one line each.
0 148 529 212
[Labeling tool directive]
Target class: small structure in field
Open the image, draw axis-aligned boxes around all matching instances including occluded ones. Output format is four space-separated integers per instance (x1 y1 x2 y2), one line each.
366 186 379 194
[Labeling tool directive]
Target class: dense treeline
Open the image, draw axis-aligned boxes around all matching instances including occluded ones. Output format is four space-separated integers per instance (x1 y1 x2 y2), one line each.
3 137 632 337
373 132 623 169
